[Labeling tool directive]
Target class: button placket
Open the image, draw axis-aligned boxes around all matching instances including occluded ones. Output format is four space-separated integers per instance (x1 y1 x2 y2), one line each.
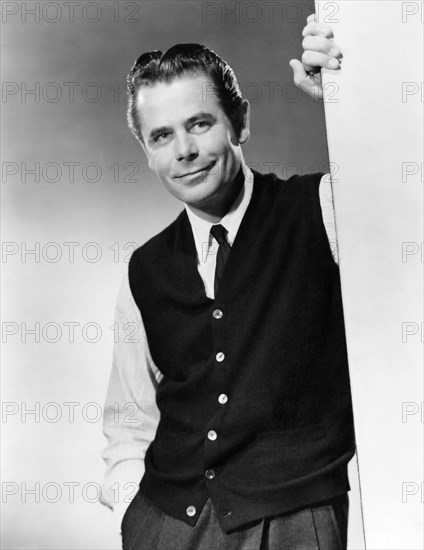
208 307 225 494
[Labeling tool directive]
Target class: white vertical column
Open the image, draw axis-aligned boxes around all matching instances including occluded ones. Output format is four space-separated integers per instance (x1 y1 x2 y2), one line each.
316 1 423 549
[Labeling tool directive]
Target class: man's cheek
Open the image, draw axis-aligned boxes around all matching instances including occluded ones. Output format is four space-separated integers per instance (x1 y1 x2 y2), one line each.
147 156 155 171
149 154 166 176
146 150 158 172
200 130 222 150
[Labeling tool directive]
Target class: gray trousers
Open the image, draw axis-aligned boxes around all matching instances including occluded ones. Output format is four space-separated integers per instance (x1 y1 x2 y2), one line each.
122 491 349 550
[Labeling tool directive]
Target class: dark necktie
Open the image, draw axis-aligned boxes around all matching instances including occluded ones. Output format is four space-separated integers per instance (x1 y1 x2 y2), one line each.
210 224 231 296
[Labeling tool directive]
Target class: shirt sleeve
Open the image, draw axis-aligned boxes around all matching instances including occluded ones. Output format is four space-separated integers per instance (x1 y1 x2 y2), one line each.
100 273 162 535
318 174 339 265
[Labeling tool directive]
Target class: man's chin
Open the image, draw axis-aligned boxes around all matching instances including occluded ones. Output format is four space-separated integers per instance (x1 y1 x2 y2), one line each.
167 178 218 204
183 184 222 208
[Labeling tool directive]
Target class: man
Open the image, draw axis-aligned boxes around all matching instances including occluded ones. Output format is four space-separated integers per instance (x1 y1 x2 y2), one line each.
101 14 355 550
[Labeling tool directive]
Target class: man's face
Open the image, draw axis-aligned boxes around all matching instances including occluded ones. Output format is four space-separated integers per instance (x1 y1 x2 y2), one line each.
136 73 249 211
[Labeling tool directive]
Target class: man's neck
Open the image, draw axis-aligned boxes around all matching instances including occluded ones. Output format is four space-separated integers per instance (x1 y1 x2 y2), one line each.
186 165 246 223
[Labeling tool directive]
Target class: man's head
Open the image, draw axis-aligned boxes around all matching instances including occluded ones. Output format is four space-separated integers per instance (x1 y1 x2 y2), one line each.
126 44 250 218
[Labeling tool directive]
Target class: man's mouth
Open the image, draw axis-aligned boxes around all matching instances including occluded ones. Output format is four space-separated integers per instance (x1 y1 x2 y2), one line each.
173 161 216 179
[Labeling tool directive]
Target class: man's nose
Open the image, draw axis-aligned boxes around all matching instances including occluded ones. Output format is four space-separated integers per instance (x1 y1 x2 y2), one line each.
174 133 199 162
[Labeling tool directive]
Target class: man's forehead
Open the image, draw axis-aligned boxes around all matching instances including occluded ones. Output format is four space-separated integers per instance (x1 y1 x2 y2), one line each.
136 73 219 114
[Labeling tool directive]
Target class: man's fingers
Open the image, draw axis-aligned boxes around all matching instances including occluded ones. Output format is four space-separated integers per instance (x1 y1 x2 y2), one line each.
299 14 335 99
302 22 334 39
289 58 323 100
301 50 340 70
302 35 342 58
289 59 308 86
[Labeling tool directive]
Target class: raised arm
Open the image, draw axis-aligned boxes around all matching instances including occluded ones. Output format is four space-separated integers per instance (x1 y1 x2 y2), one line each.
100 274 161 534
290 13 342 100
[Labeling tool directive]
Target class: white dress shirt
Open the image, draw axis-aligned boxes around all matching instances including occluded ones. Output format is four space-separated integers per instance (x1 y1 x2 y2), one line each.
100 167 339 533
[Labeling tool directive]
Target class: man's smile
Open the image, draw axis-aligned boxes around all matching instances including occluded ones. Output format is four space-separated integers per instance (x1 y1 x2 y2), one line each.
173 161 217 180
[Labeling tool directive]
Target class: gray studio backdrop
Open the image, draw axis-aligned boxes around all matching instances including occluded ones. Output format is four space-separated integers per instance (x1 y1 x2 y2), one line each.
2 1 336 548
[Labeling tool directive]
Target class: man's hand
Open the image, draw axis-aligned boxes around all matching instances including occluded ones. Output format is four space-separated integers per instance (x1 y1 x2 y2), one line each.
289 13 342 100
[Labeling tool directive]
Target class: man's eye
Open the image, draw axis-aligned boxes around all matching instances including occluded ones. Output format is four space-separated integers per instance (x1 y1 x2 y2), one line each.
191 121 211 132
155 132 170 142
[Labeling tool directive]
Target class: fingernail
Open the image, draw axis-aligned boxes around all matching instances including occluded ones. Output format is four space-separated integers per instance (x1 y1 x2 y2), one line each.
328 59 339 68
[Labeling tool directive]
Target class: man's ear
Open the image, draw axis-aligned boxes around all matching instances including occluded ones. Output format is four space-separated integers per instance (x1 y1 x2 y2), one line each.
238 99 250 144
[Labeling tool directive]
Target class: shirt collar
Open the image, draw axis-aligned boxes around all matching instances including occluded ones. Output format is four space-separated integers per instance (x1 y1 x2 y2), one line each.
185 165 254 263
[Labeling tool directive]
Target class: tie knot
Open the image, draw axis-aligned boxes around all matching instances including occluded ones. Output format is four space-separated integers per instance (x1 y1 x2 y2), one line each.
210 224 228 246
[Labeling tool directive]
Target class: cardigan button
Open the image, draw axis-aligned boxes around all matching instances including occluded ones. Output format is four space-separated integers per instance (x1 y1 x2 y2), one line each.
186 505 196 517
213 309 223 319
218 394 228 404
207 430 217 441
216 352 225 362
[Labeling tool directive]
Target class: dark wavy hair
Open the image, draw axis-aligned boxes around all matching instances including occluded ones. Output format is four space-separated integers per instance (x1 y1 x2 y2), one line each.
126 44 244 144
